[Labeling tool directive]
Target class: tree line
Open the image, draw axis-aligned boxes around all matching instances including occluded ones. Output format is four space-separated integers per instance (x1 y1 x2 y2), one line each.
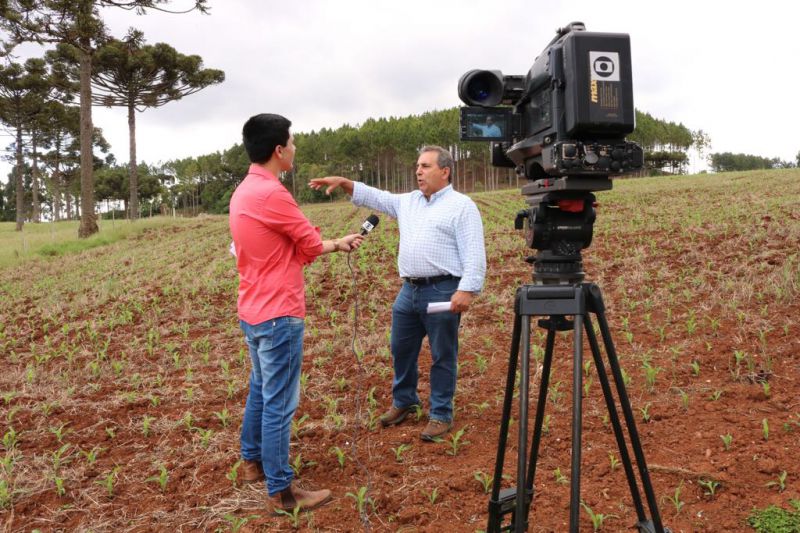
7 102 778 221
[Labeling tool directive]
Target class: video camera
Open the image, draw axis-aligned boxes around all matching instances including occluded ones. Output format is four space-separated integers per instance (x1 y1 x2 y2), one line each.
458 22 644 282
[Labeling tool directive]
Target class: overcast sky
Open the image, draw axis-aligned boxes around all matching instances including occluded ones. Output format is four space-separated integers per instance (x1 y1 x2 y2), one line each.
2 0 798 182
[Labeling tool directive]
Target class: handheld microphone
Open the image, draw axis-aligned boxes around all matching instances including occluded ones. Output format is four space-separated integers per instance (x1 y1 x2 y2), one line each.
359 214 380 236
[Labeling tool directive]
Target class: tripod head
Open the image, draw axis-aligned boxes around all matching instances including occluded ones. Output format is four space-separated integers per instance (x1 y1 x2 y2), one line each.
515 175 612 284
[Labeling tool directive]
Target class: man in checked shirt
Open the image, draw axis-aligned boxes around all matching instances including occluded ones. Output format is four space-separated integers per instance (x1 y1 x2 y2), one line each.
309 145 486 441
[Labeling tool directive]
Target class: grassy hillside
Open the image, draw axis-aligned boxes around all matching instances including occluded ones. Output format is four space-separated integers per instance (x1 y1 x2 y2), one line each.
1 169 799 532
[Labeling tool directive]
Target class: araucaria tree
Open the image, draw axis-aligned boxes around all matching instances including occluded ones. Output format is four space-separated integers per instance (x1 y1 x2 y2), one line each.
0 0 209 237
89 30 223 220
0 58 67 230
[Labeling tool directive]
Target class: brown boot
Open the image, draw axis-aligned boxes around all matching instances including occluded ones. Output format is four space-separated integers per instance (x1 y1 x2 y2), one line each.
240 459 264 483
420 419 452 442
379 404 419 427
270 481 332 512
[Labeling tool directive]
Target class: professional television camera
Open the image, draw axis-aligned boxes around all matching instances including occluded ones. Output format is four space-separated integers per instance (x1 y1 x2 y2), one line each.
459 21 644 283
464 23 669 533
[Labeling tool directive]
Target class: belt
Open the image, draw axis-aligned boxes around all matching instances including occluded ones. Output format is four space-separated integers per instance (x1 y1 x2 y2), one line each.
402 274 458 286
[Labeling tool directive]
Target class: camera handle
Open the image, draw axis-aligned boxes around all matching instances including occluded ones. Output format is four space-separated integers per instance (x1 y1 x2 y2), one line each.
487 283 669 533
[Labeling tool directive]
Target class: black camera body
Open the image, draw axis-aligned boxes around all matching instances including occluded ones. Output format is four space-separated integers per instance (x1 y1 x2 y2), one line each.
459 21 643 180
459 22 643 282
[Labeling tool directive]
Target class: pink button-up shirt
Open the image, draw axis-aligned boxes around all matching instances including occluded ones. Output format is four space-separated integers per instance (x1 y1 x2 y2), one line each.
229 164 323 324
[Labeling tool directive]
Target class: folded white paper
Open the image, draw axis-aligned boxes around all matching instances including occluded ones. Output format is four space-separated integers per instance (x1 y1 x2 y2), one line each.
427 302 452 314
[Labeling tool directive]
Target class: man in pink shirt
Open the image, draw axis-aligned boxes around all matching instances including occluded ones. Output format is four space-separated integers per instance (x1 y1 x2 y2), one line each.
229 113 363 512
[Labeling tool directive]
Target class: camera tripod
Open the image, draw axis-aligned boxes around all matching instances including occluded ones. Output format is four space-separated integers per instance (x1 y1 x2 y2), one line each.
486 281 668 533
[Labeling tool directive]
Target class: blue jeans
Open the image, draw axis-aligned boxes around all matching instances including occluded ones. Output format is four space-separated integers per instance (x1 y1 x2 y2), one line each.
390 278 461 423
239 316 304 495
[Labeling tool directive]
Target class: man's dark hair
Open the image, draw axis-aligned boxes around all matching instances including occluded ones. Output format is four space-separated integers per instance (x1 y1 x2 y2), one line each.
242 113 292 163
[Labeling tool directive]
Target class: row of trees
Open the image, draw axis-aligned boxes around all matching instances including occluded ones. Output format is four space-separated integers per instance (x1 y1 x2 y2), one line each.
1 104 724 221
710 151 799 172
0 0 222 235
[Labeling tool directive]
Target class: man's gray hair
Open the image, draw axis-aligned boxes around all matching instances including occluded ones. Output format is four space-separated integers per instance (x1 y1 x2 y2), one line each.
419 145 455 182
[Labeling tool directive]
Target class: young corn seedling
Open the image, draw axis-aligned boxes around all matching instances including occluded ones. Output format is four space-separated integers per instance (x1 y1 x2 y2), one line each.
196 428 214 449
49 423 71 443
292 414 310 438
274 506 302 528
346 486 374 515
766 470 787 492
762 418 770 441
81 446 105 465
445 427 469 456
391 443 412 463
53 475 66 497
580 501 617 532
554 467 569 485
423 487 440 504
677 388 689 411
290 454 316 476
96 467 120 498
226 460 242 487
2 428 18 452
223 513 260 533
213 408 232 428
146 464 169 492
662 482 685 515
50 444 71 472
142 415 156 437
542 414 551 434
639 403 652 423
475 353 488 374
0 478 19 509
473 471 493 493
720 434 733 451
698 478 720 497
181 412 195 432
608 452 620 472
329 446 346 469
471 401 490 415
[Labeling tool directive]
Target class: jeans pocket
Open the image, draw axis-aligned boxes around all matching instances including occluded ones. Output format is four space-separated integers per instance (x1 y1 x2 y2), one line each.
431 279 458 296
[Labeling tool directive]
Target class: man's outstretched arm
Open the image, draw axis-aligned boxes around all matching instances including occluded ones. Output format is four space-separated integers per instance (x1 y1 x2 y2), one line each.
308 176 354 196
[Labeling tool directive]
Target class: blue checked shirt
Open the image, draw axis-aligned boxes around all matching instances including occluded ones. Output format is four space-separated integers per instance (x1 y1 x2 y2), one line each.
352 182 486 293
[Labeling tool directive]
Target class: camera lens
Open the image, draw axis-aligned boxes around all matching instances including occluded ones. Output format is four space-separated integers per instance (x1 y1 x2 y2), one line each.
458 70 504 106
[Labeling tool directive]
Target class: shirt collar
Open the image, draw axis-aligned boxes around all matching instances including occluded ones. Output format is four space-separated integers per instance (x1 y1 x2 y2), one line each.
426 184 453 202
247 163 279 181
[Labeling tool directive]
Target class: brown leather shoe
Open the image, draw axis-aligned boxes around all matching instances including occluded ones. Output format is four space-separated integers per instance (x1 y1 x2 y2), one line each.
420 419 452 441
240 459 264 483
270 481 332 513
379 404 419 427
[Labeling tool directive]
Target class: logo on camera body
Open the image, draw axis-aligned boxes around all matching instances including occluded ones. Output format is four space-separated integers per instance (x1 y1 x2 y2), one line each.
589 51 620 82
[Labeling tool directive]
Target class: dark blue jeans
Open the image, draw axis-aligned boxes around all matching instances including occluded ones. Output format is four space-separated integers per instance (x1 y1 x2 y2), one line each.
390 278 461 423
239 316 304 495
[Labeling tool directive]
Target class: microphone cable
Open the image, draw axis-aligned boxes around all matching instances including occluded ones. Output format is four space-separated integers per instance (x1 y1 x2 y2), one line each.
345 249 373 532
343 213 379 532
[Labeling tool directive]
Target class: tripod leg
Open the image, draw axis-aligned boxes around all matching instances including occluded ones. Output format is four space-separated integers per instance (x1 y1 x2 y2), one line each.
583 313 646 521
568 312 584 533
525 323 557 500
589 285 667 533
487 307 523 532
516 314 532 533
